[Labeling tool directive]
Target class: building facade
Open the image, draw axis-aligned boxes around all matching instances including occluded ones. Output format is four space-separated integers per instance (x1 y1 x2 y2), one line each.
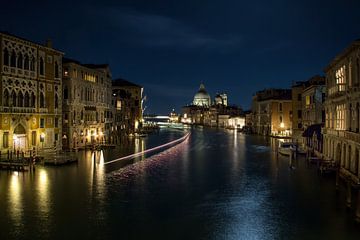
112 79 143 137
0 32 63 154
323 40 360 183
252 89 292 136
61 58 112 150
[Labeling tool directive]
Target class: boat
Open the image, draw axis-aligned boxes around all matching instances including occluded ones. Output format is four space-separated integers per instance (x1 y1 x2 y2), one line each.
278 142 306 156
278 142 293 156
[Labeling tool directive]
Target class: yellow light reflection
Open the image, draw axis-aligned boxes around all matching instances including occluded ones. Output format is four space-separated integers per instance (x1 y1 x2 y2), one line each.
9 172 23 224
38 169 49 217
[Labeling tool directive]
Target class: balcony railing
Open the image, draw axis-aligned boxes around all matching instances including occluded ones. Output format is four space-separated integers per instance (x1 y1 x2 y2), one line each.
324 128 360 143
328 84 346 97
0 107 36 113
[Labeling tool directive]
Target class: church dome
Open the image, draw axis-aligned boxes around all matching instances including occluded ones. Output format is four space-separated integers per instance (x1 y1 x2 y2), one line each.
193 84 211 106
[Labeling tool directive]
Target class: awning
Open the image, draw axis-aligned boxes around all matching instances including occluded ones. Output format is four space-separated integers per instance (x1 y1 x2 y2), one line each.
302 124 323 139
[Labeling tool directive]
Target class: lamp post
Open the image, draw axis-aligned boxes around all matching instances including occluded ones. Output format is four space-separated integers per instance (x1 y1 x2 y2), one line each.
40 133 45 150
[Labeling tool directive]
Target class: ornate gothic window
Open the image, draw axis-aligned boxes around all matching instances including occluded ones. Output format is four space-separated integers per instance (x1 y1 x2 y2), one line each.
39 57 44 75
24 54 29 70
3 89 9 106
24 92 30 107
55 94 59 109
10 50 16 67
3 48 9 66
18 92 24 107
40 92 45 108
11 90 16 107
31 92 36 107
17 53 23 69
30 56 35 71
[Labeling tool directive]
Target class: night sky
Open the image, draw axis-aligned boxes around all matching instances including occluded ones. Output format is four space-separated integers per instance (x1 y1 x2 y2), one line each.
1 0 360 114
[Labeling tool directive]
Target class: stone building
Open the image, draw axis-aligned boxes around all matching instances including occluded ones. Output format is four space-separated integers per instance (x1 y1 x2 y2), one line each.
214 93 228 106
252 89 292 136
292 81 307 140
323 40 360 183
61 58 112 150
0 32 63 154
193 83 211 106
112 79 143 137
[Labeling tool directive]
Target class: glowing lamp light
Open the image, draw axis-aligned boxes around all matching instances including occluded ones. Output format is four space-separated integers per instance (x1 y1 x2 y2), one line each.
280 122 285 128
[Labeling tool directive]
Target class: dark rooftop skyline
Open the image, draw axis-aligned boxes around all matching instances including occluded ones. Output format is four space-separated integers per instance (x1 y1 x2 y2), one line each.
1 0 360 114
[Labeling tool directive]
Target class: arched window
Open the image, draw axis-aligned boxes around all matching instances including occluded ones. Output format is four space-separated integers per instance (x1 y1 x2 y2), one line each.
55 94 59 109
10 50 16 67
55 61 59 78
24 91 30 107
17 53 23 69
3 89 9 106
18 91 24 107
40 92 45 108
31 92 36 107
64 86 68 100
3 48 9 66
30 56 35 71
24 54 29 70
39 57 44 75
11 90 16 107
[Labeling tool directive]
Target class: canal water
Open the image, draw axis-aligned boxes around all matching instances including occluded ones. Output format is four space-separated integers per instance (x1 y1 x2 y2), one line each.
0 128 360 240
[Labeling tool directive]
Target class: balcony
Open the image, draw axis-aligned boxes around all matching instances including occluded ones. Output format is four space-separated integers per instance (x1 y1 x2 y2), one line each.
0 106 36 113
328 84 346 98
324 128 360 143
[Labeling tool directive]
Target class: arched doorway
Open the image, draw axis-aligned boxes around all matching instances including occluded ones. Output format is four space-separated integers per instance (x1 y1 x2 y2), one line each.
13 124 27 152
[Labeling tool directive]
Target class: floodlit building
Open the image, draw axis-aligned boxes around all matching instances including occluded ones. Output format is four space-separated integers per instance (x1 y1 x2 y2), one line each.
323 40 360 183
214 93 228 106
193 83 211 106
0 32 63 154
252 88 292 136
61 58 112 150
112 79 143 136
292 81 307 140
182 84 242 127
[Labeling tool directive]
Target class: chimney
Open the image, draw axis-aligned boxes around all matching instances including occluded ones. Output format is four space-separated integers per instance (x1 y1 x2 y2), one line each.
46 39 52 48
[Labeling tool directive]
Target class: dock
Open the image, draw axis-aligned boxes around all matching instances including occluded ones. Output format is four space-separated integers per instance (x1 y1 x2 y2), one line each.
0 160 30 171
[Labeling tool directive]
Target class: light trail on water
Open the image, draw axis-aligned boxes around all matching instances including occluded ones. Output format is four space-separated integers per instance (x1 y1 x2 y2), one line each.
103 131 191 165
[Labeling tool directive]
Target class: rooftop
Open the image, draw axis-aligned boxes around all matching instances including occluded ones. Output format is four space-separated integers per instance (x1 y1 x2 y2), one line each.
112 78 142 88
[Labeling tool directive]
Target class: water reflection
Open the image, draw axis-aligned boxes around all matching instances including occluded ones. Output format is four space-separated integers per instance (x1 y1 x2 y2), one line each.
9 172 23 226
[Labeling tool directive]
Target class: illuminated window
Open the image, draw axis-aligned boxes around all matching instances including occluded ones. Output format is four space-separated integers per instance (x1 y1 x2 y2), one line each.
336 104 345 130
31 131 36 146
116 100 122 110
305 95 310 106
3 132 9 148
335 65 346 91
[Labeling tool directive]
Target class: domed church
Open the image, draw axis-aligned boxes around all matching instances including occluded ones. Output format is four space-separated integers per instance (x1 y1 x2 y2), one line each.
193 83 211 106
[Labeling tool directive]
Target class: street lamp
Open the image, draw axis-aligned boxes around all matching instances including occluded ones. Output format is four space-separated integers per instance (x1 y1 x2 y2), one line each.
40 133 45 149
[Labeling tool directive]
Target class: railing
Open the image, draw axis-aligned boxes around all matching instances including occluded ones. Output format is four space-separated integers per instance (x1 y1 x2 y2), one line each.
0 107 36 113
328 84 346 97
324 128 360 143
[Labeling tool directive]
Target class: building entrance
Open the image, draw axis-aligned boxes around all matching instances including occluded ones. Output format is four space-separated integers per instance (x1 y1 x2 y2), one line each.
13 124 27 152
